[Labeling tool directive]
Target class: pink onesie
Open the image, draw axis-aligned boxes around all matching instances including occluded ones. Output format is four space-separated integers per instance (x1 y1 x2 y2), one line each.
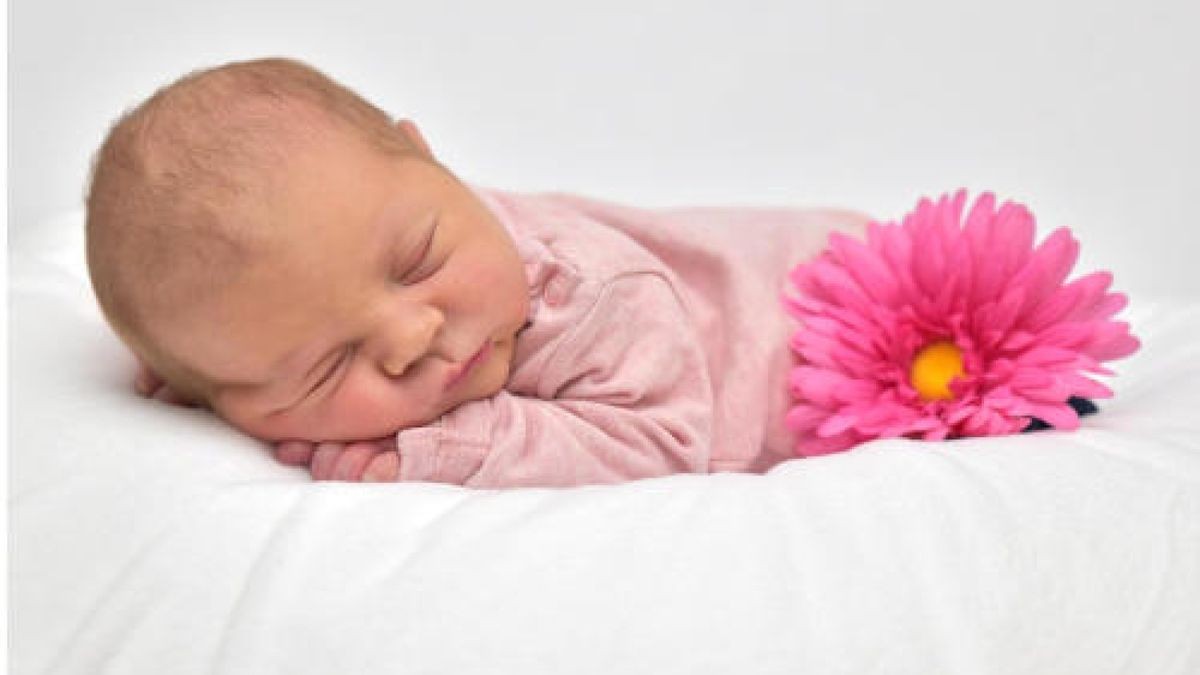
393 185 872 488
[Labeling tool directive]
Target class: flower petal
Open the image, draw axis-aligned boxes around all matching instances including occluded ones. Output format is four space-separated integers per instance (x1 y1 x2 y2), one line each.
783 189 1139 455
829 231 899 305
1012 227 1080 316
1024 402 1081 430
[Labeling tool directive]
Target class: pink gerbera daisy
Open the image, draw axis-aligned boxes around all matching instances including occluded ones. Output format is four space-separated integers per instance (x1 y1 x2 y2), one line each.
783 189 1141 457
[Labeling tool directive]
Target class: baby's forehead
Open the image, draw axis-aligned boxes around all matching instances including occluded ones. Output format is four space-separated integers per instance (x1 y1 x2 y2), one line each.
203 131 446 275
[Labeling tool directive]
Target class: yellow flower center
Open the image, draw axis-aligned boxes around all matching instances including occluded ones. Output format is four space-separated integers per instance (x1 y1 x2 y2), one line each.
909 340 965 401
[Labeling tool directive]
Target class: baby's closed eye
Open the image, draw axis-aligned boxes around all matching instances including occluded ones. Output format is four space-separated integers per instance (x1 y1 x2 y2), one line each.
297 345 356 403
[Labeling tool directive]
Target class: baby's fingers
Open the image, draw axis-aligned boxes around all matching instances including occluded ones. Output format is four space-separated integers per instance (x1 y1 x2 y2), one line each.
152 385 198 407
274 440 315 467
306 440 400 481
135 358 200 408
310 442 347 480
133 358 164 397
362 451 400 482
331 442 383 481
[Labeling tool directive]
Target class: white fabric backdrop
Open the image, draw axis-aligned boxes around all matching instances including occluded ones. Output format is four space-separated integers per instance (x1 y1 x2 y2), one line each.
8 0 1200 299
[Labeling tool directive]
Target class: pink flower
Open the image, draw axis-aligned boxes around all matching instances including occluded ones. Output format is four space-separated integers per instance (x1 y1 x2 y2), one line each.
783 189 1140 456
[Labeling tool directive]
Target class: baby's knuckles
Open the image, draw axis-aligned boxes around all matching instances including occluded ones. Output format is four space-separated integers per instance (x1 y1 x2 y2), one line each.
362 451 401 482
332 441 383 480
303 438 400 481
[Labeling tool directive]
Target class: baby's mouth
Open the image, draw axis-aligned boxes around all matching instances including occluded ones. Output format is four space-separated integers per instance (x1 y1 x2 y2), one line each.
444 340 493 390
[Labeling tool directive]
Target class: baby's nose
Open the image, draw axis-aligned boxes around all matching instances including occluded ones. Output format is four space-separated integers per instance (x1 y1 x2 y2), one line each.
379 306 445 377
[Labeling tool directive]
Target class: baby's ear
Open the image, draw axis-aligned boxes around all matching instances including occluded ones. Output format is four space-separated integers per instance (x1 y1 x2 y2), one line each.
395 118 434 160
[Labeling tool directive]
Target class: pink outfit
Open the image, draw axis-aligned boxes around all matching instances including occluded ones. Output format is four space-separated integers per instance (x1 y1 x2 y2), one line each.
394 185 871 488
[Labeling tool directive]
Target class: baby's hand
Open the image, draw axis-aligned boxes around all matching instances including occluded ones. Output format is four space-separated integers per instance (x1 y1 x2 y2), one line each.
133 356 198 407
274 438 401 482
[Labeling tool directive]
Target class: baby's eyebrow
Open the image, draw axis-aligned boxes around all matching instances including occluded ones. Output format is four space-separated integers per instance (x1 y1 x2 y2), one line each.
193 352 277 390
206 344 309 392
203 371 262 391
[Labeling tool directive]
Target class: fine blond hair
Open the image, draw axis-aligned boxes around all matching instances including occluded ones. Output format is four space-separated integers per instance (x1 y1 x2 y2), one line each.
85 56 422 403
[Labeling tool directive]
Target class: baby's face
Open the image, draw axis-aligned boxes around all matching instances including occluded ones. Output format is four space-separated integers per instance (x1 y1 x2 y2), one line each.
157 129 529 442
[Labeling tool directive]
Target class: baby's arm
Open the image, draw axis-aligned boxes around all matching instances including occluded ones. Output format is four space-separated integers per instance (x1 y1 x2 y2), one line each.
393 273 715 488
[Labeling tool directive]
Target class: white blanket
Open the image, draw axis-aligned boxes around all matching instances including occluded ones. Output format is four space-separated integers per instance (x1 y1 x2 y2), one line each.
10 211 1200 674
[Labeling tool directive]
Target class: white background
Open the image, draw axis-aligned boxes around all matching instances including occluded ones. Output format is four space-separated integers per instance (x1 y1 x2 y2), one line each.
9 0 1199 299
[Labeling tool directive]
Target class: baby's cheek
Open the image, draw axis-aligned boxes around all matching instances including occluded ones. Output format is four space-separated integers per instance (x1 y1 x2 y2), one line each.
324 376 433 439
324 384 396 438
210 391 294 443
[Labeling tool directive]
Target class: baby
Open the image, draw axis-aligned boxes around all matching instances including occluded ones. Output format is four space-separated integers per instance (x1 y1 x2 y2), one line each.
85 57 870 488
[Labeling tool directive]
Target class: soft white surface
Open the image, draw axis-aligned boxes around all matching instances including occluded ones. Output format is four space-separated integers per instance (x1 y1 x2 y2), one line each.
9 0 1200 299
10 212 1200 674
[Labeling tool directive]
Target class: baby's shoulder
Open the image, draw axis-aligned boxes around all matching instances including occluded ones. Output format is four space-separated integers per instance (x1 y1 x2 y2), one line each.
506 191 671 283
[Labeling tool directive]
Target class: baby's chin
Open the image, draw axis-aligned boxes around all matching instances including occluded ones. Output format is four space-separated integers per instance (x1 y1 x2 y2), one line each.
331 386 501 442
325 378 508 443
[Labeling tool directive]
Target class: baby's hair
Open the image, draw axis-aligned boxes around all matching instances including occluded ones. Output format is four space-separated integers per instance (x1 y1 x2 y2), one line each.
85 56 424 404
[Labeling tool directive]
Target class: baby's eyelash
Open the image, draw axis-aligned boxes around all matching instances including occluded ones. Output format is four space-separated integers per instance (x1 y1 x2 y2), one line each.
403 259 442 285
306 347 352 397
394 223 438 283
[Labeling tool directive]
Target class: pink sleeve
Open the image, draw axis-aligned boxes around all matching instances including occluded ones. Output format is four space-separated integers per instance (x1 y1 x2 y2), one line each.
395 273 714 488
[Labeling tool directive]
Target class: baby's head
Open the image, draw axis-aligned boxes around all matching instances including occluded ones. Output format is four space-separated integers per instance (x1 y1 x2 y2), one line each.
86 57 530 443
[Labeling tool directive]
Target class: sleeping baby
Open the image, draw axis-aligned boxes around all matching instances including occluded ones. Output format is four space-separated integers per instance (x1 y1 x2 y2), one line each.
85 57 869 488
